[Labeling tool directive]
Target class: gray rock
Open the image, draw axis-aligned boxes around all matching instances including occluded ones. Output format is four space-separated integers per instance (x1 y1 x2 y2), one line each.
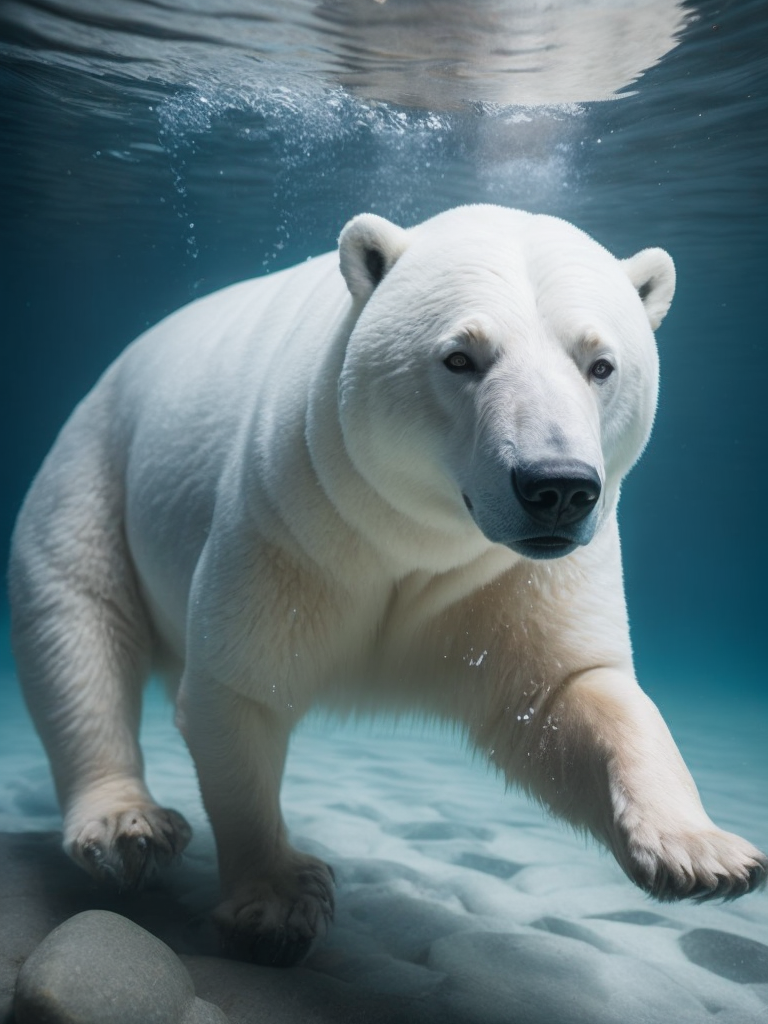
0 831 220 1019
14 910 229 1024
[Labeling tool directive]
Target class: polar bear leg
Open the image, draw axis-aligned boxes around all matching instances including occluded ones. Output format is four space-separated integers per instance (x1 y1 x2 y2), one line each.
10 522 191 888
178 678 334 966
11 581 192 886
11 589 192 886
501 668 767 901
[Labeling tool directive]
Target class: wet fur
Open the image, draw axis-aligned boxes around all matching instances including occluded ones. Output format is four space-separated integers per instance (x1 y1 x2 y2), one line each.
10 206 765 966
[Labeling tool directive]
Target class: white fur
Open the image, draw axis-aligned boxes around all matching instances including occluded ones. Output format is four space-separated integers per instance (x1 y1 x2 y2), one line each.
9 205 764 965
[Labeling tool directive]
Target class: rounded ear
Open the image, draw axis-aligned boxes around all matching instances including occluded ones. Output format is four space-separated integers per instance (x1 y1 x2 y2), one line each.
338 213 409 302
622 247 676 330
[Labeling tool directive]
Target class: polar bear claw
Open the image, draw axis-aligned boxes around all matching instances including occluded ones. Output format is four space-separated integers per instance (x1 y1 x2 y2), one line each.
67 806 192 889
215 855 335 967
620 825 767 903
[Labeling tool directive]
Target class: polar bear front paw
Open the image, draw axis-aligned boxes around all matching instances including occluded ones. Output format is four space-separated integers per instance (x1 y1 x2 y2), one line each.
215 854 335 967
617 822 767 902
65 805 192 889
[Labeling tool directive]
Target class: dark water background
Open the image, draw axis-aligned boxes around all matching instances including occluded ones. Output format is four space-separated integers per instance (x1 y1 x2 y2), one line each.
1 0 766 712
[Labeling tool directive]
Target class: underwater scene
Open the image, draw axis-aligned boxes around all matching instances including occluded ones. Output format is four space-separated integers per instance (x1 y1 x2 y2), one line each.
1 1 767 1022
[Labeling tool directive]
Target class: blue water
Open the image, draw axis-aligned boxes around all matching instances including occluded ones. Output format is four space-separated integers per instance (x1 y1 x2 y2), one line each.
1 1 767 1019
2 0 767 690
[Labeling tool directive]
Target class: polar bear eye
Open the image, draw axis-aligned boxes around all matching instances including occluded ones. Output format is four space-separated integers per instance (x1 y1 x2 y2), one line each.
590 358 615 382
444 352 477 374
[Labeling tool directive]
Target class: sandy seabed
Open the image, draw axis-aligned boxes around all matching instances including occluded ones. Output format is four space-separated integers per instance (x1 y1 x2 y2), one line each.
1 669 767 1024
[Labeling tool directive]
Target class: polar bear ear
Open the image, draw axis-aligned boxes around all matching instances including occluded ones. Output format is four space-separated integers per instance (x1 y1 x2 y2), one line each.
622 247 676 330
338 213 409 302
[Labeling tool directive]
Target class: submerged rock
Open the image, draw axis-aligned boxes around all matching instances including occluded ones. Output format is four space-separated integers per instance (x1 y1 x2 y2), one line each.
14 909 229 1024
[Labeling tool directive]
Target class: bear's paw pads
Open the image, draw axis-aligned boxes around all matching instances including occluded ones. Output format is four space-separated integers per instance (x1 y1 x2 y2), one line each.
216 855 335 967
67 805 192 889
625 825 767 902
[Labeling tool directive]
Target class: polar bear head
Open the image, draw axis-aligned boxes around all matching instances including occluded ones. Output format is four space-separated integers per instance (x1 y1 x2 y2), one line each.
337 205 674 561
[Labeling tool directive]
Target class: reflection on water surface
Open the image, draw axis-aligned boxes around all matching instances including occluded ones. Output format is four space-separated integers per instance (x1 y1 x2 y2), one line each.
1 0 688 106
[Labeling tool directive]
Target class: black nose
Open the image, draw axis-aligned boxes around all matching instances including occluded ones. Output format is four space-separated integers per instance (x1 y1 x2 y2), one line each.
512 461 601 527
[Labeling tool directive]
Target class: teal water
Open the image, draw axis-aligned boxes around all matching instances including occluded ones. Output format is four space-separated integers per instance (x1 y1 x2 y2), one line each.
2 0 766 689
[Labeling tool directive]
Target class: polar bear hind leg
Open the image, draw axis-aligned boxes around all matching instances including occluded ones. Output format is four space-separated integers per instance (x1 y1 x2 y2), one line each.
9 422 191 888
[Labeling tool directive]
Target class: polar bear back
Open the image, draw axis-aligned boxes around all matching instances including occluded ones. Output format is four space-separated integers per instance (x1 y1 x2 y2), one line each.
63 252 346 651
118 250 344 453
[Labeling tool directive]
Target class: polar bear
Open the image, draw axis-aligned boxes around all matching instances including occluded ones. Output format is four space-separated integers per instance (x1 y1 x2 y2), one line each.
10 205 766 966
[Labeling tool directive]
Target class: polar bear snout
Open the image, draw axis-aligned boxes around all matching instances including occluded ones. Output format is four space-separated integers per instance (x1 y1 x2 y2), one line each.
491 459 604 559
512 460 602 528
468 456 603 559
